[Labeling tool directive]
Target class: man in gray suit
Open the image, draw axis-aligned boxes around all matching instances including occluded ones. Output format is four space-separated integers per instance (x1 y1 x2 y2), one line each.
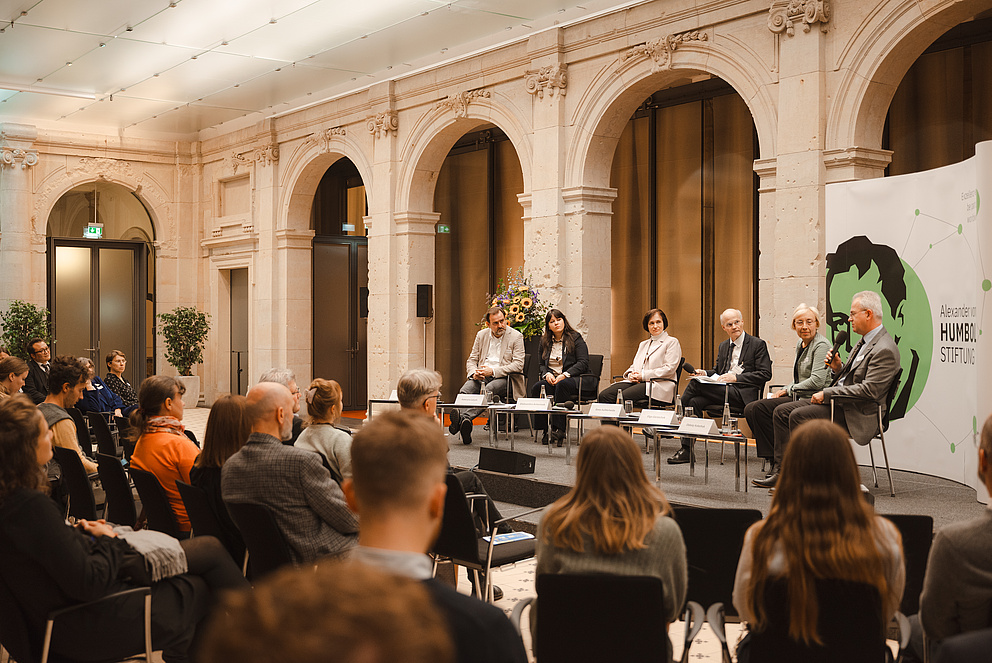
222 381 359 562
756 290 901 488
449 306 525 445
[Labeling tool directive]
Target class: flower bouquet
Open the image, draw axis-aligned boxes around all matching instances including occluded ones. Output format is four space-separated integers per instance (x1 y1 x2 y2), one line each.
484 268 549 339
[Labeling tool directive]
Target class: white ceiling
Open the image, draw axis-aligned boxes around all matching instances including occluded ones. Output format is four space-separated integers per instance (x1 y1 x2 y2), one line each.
0 0 632 139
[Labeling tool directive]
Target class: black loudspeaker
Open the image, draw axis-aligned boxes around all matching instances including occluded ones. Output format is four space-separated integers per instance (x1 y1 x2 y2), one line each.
477 447 536 475
417 284 433 318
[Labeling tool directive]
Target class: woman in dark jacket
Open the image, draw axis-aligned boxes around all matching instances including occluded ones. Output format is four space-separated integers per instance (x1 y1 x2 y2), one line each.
529 309 593 446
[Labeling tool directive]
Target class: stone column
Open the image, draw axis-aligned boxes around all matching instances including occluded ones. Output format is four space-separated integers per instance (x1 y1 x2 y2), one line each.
394 211 440 372
0 123 40 308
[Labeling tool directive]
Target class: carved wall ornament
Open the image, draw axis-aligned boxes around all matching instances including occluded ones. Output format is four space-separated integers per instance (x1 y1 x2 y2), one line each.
303 126 347 153
768 0 830 36
621 31 708 73
436 89 491 117
0 147 38 168
367 111 399 139
525 64 567 99
231 144 279 173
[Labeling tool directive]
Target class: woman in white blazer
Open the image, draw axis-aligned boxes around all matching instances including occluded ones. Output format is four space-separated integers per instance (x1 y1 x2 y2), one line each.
597 308 682 407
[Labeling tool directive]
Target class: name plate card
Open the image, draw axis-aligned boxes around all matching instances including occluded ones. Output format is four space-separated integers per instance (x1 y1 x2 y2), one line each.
454 394 486 406
515 397 552 411
587 403 623 418
677 417 719 436
637 409 677 426
388 390 398 401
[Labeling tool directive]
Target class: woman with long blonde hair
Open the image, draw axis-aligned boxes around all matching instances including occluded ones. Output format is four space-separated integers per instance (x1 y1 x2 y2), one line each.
536 426 687 658
732 419 905 648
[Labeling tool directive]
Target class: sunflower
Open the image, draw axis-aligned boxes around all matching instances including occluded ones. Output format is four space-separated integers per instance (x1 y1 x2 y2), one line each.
516 313 526 322
491 299 499 307
520 297 533 308
508 304 520 314
518 285 528 291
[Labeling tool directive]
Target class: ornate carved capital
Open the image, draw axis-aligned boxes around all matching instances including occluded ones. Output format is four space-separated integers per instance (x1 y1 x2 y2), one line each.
436 89 491 117
231 144 279 173
1 147 38 168
768 0 830 37
303 127 347 153
367 111 398 140
621 31 708 73
525 64 567 99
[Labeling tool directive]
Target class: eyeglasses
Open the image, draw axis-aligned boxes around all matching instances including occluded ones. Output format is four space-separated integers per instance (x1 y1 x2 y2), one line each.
32 346 50 355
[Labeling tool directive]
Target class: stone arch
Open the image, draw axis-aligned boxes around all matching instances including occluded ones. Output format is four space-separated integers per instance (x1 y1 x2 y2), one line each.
280 132 374 232
827 0 990 150
566 35 777 191
396 95 533 214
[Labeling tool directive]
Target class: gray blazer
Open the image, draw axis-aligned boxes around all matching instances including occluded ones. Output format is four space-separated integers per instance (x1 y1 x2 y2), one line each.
466 325 526 399
787 334 831 397
222 432 359 563
824 326 901 446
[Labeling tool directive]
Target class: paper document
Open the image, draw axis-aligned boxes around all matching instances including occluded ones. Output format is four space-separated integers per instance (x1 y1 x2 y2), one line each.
483 531 536 544
692 374 726 385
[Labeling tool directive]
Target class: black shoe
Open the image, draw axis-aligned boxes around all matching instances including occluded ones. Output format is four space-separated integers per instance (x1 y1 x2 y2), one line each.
492 585 504 601
460 419 474 445
752 472 779 488
667 448 694 464
551 429 565 447
540 430 549 445
448 412 460 435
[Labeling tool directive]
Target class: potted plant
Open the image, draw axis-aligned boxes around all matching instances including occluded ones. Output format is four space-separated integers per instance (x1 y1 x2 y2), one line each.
0 300 53 360
157 306 210 405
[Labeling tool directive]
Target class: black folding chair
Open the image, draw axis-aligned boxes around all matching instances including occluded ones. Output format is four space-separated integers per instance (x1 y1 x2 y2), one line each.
226 501 294 581
96 452 138 528
51 446 102 522
66 407 95 457
128 466 181 539
884 514 933 616
176 480 247 572
575 353 604 406
87 411 120 458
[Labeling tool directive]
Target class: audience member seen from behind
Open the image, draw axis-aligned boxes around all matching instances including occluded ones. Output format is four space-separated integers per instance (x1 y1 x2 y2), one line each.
129 376 199 537
39 355 96 473
22 338 51 404
536 425 687 662
104 349 139 411
530 309 592 447
295 378 352 483
343 409 528 663
732 419 905 650
0 356 29 400
258 368 304 444
200 560 453 663
190 393 251 563
75 357 125 418
597 308 682 408
0 394 249 663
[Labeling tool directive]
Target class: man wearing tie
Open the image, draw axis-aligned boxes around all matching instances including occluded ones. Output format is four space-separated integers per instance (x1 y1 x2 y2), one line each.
23 337 52 404
754 290 901 488
449 306 525 445
669 308 771 464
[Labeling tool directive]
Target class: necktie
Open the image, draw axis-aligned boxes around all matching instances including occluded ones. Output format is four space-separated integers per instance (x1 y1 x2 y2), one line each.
832 338 864 386
43 363 49 375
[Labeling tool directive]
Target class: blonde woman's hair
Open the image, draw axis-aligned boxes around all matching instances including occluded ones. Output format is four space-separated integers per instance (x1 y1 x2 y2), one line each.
790 303 821 330
541 426 670 555
304 378 343 425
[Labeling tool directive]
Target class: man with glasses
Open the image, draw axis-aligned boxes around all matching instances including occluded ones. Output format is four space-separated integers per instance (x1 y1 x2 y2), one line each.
754 290 901 487
23 338 52 404
668 308 771 464
259 368 304 444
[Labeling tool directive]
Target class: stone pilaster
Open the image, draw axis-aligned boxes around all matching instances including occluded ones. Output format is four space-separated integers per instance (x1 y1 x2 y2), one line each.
0 123 40 308
394 211 440 377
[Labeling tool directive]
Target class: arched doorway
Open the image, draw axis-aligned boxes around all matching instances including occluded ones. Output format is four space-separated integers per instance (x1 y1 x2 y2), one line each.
46 181 155 385
610 78 758 373
312 157 369 409
433 126 525 395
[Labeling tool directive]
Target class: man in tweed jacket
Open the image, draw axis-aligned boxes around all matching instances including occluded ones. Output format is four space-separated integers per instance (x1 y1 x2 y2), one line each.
222 381 358 563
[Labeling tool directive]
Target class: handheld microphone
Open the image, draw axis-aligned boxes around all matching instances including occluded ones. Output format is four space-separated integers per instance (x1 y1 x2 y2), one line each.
827 330 849 363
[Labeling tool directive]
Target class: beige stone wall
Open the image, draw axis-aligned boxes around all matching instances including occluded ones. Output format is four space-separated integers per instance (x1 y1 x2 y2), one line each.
3 0 990 403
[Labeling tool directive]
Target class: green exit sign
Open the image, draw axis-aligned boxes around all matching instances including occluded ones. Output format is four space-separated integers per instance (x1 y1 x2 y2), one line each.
84 224 103 239
437 224 450 234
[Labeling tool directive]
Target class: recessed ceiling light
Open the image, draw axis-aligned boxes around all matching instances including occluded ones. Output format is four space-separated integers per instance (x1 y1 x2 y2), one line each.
154 73 160 77
269 18 277 24
191 54 197 59
99 42 106 47
126 26 133 31
66 61 72 66
440 48 447 52
234 83 239 87
221 40 228 46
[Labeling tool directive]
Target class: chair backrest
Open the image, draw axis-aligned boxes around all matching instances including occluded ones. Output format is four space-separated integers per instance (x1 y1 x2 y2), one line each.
97 453 137 528
586 353 604 380
577 354 604 403
749 577 887 663
672 506 763 616
86 411 119 457
880 368 904 432
51 446 99 521
67 406 94 456
183 429 200 447
534 574 670 663
128 466 181 539
0 573 40 663
176 480 224 539
884 513 933 615
429 473 484 568
226 501 294 580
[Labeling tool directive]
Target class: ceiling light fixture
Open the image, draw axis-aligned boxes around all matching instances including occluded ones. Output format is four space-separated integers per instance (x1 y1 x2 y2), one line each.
99 42 106 47
126 25 133 31
269 18 277 24
65 61 72 66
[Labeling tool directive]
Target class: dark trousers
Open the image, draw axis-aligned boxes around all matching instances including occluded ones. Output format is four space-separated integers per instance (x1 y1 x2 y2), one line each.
679 380 747 451
529 377 581 432
743 396 794 460
597 381 662 405
454 376 509 422
771 399 849 466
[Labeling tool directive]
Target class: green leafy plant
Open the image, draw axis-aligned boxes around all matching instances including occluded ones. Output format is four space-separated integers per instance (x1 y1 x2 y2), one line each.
0 300 53 360
157 306 211 376
482 268 550 339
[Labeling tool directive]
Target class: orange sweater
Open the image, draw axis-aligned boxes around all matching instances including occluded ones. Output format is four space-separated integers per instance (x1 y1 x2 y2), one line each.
131 430 199 532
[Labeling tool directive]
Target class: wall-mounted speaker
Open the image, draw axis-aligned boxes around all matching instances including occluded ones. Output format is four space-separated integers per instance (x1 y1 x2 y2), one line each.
417 284 433 318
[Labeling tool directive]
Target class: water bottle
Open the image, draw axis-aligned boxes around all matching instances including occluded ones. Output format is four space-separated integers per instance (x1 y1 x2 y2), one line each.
674 394 683 423
540 384 547 400
481 383 490 403
616 389 623 405
721 402 731 432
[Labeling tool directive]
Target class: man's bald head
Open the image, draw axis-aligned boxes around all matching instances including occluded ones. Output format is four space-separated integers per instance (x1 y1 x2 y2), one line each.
247 381 295 440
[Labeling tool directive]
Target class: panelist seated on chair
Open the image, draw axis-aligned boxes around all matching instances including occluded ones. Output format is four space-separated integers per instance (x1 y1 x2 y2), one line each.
744 303 830 473
755 290 901 488
732 419 905 659
597 308 681 408
530 309 595 447
449 306 525 446
669 308 771 465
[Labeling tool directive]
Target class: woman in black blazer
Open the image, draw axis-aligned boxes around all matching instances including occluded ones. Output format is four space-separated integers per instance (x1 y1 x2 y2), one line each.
530 309 592 446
